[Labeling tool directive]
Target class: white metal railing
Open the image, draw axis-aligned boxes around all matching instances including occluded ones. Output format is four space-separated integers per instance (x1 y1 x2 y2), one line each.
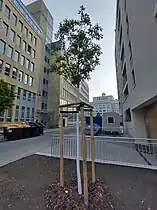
51 135 157 169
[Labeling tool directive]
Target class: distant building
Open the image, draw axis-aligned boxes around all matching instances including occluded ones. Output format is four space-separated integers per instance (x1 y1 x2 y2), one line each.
90 93 119 116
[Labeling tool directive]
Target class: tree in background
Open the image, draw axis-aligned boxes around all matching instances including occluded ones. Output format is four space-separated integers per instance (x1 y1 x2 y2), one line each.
50 5 103 88
0 80 15 113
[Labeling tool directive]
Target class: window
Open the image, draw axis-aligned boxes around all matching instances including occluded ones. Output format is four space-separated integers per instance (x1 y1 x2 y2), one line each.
0 60 3 71
0 0 3 10
23 27 28 37
9 29 15 42
21 106 25 119
12 67 17 79
124 84 129 98
28 92 31 101
12 14 17 26
5 5 11 19
44 56 47 62
26 107 30 119
33 37 37 46
42 90 45 96
6 45 13 58
27 45 31 54
13 51 19 62
30 62 34 72
15 106 19 118
22 41 26 51
5 63 11 76
43 78 46 84
16 36 21 47
23 90 26 100
19 71 23 82
41 103 44 109
131 69 136 87
47 59 50 64
29 76 33 86
32 49 36 58
45 104 47 109
31 108 35 119
0 40 6 53
20 55 25 66
26 59 30 69
17 87 21 98
108 117 114 124
44 67 47 73
3 22 8 35
24 74 28 84
33 93 36 100
29 32 33 42
19 21 23 32
125 109 131 122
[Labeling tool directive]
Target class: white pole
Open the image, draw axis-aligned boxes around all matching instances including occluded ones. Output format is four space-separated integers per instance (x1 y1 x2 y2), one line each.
76 112 82 195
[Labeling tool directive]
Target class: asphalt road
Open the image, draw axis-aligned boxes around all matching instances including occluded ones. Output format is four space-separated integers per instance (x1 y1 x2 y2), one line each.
0 127 76 168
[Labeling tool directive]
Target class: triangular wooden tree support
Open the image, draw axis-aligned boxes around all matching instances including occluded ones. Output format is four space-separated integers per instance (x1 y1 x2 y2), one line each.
59 102 95 206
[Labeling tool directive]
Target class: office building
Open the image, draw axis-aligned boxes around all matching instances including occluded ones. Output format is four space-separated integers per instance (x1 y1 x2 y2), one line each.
47 41 89 127
90 93 119 116
115 0 157 137
0 0 44 122
26 0 53 124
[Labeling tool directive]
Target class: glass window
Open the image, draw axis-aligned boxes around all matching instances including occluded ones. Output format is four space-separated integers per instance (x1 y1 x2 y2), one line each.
43 78 45 84
32 49 35 58
23 90 26 97
29 76 33 86
24 74 28 84
108 117 114 124
31 108 35 119
20 55 25 66
33 93 36 100
27 45 31 54
2 22 8 35
9 29 15 42
5 5 11 19
44 67 47 73
12 14 17 26
5 63 11 76
0 59 3 71
23 26 28 37
16 36 21 47
19 71 23 82
12 67 17 79
0 0 3 10
41 103 44 110
17 87 21 98
13 51 19 62
30 62 34 72
21 106 25 119
33 37 37 46
0 40 6 53
26 59 30 69
26 107 30 119
22 41 26 51
6 45 13 58
19 21 23 32
28 92 31 101
15 106 19 118
29 32 33 42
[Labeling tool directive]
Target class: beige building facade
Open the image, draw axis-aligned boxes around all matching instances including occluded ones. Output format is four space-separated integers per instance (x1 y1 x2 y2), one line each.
115 0 157 138
0 0 44 122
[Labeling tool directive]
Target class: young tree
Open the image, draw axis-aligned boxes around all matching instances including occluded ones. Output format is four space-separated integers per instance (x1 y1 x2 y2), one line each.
50 5 103 88
0 80 15 113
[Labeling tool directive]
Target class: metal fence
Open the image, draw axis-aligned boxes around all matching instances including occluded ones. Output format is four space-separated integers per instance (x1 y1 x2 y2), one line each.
49 135 157 169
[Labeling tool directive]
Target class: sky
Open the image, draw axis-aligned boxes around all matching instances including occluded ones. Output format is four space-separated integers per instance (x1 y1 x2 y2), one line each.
23 0 117 101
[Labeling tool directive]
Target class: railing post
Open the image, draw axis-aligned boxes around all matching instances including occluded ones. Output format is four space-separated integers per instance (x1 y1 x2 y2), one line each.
60 110 64 187
90 111 95 183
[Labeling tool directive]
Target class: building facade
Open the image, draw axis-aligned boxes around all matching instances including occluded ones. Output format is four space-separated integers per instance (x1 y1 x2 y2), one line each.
90 93 119 116
0 0 44 122
115 0 157 137
26 0 53 124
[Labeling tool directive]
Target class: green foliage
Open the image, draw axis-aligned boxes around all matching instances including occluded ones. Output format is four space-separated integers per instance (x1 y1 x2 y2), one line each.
96 112 101 117
0 80 16 113
50 5 103 88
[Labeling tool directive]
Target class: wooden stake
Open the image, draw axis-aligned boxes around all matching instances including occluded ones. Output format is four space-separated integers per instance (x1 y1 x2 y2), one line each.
90 112 95 183
60 111 64 187
80 106 88 206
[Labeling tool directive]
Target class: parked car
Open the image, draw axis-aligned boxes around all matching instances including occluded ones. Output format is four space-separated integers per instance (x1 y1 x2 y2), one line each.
85 123 101 136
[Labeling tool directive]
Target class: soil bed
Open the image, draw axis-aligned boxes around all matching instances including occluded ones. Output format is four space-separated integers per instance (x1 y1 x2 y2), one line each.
0 155 157 210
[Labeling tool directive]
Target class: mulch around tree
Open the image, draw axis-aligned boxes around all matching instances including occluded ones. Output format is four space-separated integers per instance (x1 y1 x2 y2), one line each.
0 155 157 210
